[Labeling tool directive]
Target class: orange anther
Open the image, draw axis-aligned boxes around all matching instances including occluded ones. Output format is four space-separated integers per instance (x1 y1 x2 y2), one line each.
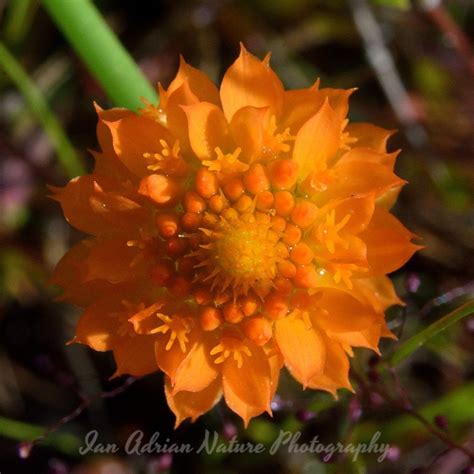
199 306 223 331
239 294 259 316
177 256 195 275
290 242 314 265
166 237 188 257
181 212 202 231
235 194 253 213
184 190 206 213
263 294 289 320
269 159 298 189
274 190 295 216
155 213 179 238
291 201 318 228
192 287 212 305
222 207 239 221
223 178 244 201
208 194 225 213
149 261 173 285
138 174 179 205
241 316 272 346
283 223 301 246
271 215 287 233
243 163 270 195
294 265 318 289
223 303 244 323
195 168 218 198
278 260 296 278
167 275 192 296
273 276 293 295
255 190 274 210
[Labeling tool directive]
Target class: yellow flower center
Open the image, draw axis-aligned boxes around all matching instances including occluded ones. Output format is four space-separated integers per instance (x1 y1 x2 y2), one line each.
196 216 280 297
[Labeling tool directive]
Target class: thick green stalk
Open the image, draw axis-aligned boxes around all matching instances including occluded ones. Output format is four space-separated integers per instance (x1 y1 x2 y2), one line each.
0 42 84 178
389 300 474 366
42 0 159 110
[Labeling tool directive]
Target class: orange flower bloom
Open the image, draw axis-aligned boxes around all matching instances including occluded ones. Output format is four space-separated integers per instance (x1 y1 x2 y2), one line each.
52 45 420 427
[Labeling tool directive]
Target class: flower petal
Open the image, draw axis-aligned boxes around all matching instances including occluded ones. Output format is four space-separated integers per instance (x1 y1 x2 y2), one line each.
274 312 325 386
360 207 420 275
346 123 395 153
311 288 378 333
172 339 219 394
165 376 222 428
220 44 284 121
113 335 158 376
105 114 172 177
182 101 230 161
307 336 352 395
166 56 220 106
293 99 342 182
222 343 272 427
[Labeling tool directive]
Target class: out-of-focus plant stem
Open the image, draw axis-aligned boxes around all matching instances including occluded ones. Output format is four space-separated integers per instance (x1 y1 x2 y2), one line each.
0 42 84 178
42 0 159 110
389 300 474 366
3 0 39 46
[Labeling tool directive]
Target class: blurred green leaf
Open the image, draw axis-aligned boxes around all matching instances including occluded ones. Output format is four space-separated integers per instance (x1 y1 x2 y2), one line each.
42 0 159 111
372 0 410 9
388 300 474 367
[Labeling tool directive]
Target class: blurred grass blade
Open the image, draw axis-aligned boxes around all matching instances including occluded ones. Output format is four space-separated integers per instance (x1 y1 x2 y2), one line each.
0 416 82 456
42 0 159 110
0 42 84 178
389 300 474 366
3 0 39 46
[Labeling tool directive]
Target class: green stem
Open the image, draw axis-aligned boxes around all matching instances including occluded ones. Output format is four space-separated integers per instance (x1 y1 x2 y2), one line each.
42 0 159 110
0 416 81 456
389 300 474 366
0 42 84 178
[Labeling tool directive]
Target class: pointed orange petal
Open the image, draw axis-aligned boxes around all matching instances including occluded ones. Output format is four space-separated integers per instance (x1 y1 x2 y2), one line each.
319 88 356 121
220 44 284 121
293 99 341 182
165 81 200 151
274 312 325 386
307 336 352 395
182 101 230 161
222 344 272 427
167 56 220 105
172 339 219 394
338 148 400 171
346 123 396 153
104 114 172 177
311 289 378 333
280 86 324 133
84 238 145 283
113 335 158 376
318 161 406 202
154 337 196 383
165 376 222 428
74 297 119 351
360 207 420 275
94 103 133 157
352 276 403 312
229 106 268 162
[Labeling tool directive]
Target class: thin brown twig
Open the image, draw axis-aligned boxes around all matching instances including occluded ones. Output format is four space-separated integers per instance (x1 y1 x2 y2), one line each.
420 0 474 77
17 376 138 458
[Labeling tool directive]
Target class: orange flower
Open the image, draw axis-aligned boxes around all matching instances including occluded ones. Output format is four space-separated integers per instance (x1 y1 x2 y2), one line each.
52 45 420 427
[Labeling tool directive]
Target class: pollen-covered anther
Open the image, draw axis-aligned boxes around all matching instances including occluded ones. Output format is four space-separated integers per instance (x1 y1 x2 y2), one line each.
150 314 192 352
210 336 251 368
